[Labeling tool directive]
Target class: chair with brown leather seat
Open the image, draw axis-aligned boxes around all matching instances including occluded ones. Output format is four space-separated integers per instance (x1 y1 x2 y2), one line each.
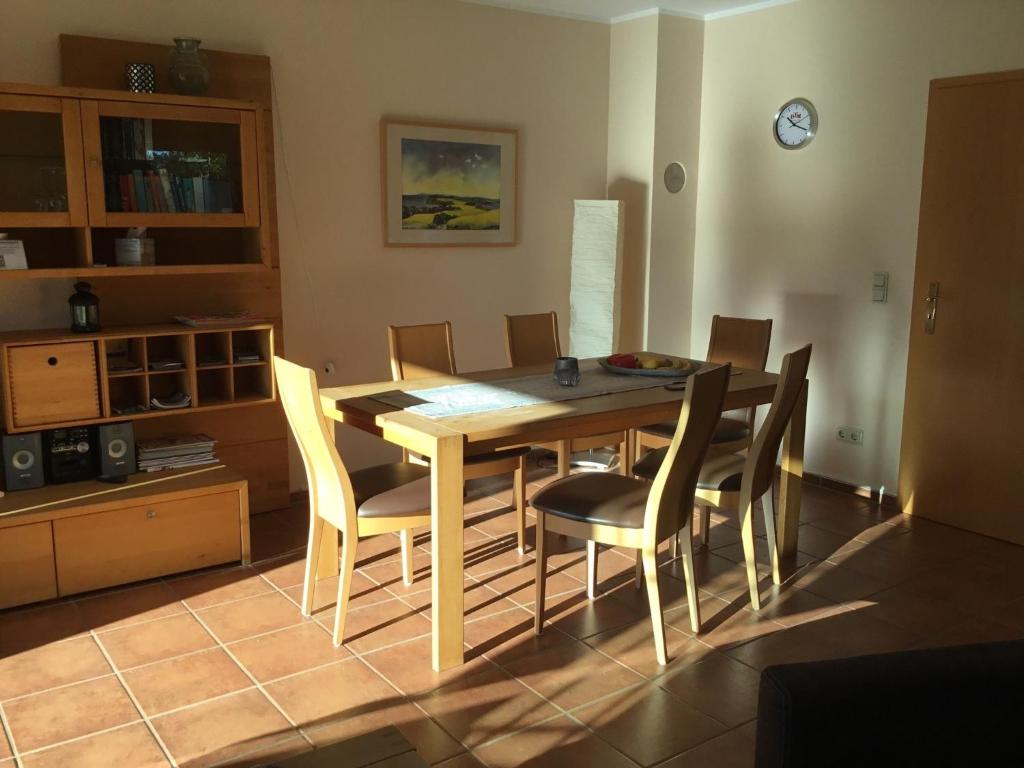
636 314 772 456
274 356 433 646
632 344 812 611
388 321 531 554
532 364 731 666
504 311 632 477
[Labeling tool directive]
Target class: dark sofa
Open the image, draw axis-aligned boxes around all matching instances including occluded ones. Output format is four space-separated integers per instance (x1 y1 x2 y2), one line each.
755 639 1024 767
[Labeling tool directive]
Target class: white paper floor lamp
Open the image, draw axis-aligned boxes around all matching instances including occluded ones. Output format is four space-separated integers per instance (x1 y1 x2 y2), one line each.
569 200 625 358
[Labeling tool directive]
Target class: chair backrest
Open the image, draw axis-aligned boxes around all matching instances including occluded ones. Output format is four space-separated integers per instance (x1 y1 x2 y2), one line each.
273 356 356 537
504 311 561 367
645 363 732 543
707 315 773 371
388 321 457 381
743 344 812 500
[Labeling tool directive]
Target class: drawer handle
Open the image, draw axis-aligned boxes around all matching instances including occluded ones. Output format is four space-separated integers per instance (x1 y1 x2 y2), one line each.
146 509 156 520
48 356 58 366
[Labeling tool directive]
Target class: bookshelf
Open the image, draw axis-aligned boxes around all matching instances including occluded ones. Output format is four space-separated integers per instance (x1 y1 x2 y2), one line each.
0 322 275 433
0 36 287 522
0 82 268 274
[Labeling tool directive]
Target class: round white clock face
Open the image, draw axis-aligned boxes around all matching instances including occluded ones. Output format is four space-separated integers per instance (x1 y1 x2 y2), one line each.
774 99 818 149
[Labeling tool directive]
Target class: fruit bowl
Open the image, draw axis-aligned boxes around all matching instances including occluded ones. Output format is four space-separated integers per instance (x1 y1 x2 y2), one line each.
599 353 700 377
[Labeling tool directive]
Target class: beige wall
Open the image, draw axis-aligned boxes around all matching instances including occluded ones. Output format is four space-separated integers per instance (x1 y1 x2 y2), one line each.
690 0 1024 493
0 0 612 479
606 15 658 352
648 14 704 356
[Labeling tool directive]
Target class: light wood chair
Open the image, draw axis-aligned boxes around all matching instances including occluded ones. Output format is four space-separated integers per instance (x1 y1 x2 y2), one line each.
637 315 773 456
274 356 433 646
388 322 531 553
632 344 812 611
504 311 633 477
532 364 731 666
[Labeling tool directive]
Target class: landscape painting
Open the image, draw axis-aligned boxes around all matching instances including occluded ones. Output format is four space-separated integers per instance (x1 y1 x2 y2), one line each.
382 120 518 246
401 139 501 231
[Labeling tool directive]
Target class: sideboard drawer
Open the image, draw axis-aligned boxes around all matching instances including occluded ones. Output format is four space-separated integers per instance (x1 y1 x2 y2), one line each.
0 522 58 609
7 342 101 427
53 490 241 594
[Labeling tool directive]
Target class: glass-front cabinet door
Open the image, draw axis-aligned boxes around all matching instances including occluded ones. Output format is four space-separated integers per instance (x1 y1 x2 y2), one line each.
0 94 88 227
82 101 260 227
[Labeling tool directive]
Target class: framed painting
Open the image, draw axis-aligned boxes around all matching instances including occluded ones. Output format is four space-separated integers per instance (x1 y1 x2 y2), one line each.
381 119 518 247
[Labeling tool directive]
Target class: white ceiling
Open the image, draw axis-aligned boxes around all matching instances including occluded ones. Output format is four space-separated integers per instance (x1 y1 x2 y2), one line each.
459 0 797 23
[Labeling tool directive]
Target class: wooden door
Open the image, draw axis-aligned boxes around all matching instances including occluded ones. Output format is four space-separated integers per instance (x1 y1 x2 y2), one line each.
0 93 87 228
899 69 1024 544
80 100 259 228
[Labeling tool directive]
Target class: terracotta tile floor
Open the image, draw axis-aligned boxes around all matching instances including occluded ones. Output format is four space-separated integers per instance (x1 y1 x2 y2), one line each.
2 457 1024 767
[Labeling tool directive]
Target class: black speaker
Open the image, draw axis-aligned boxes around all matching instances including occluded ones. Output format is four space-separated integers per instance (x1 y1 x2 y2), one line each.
2 432 45 492
43 427 95 485
95 422 136 478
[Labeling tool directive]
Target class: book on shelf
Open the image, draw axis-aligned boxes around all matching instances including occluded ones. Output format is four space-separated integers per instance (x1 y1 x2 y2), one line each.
139 455 218 473
137 433 217 472
149 392 192 410
174 312 268 328
99 117 236 214
137 433 216 457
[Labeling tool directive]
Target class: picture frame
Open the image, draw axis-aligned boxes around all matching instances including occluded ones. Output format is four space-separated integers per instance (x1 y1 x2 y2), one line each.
380 118 518 247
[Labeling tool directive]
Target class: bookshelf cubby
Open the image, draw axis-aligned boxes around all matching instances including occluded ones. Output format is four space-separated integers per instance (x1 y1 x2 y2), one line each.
0 322 275 433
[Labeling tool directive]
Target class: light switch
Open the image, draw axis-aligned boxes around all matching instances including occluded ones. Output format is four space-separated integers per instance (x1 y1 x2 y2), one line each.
872 271 889 303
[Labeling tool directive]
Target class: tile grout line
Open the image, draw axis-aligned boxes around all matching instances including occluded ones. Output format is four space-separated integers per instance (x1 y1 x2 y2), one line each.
179 600 317 750
13 719 149 761
91 629 180 768
0 702 22 768
354 652 473 762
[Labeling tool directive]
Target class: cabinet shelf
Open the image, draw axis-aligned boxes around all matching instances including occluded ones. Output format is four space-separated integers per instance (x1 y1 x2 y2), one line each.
0 263 269 280
2 322 275 433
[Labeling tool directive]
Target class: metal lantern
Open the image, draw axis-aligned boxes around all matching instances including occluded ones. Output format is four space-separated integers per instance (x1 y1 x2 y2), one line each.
69 281 100 333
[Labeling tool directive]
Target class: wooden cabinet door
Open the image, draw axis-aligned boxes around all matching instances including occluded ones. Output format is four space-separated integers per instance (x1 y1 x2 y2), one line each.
7 341 101 429
0 93 87 228
0 523 58 609
898 70 1024 544
53 490 242 595
80 100 260 228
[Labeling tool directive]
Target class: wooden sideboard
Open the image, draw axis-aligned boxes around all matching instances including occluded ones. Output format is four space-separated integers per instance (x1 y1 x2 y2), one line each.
0 464 249 609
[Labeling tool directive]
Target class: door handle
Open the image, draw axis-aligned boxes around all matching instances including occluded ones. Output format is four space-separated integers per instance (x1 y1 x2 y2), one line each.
923 282 939 334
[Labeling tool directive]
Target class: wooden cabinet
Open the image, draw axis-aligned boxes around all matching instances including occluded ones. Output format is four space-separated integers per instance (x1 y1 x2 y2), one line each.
0 93 87 230
6 341 101 427
0 82 271 278
0 466 248 608
80 100 261 229
0 522 58 609
54 491 241 594
0 323 274 433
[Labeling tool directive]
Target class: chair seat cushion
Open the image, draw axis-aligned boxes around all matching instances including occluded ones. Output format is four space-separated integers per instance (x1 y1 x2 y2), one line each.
352 462 432 518
531 473 650 529
640 416 750 444
632 448 745 492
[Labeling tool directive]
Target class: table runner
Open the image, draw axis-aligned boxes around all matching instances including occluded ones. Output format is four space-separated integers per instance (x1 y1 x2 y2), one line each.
402 361 687 419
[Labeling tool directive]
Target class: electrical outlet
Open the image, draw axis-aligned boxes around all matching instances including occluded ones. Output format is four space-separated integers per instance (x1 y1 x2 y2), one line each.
836 426 864 445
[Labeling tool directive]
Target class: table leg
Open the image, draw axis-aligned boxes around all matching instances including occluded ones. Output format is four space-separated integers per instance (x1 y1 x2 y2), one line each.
778 379 807 558
431 432 465 671
557 440 571 478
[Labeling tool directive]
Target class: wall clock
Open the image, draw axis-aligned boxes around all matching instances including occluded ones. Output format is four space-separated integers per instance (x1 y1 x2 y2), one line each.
663 161 687 193
773 98 818 149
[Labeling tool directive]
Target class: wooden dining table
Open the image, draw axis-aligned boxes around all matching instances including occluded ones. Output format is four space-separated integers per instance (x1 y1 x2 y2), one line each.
320 358 807 671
